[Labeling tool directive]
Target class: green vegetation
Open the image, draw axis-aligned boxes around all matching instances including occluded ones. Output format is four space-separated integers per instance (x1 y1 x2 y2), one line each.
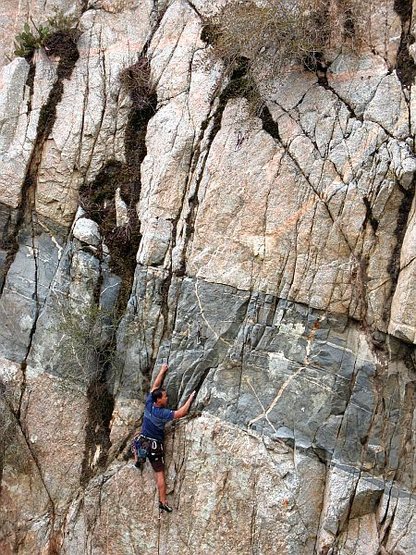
14 22 50 58
13 9 78 59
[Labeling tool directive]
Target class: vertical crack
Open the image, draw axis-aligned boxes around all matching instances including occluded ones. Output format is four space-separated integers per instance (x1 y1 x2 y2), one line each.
260 104 281 141
362 195 379 233
78 17 168 481
1 39 80 471
1 395 57 544
176 56 253 275
394 0 416 89
0 34 80 295
383 177 415 324
25 61 36 116
80 364 115 486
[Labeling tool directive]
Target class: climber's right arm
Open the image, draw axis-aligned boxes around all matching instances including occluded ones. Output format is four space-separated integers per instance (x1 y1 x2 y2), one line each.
173 391 196 419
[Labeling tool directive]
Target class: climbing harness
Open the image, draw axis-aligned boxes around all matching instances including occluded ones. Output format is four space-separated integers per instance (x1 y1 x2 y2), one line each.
132 434 166 467
131 434 152 462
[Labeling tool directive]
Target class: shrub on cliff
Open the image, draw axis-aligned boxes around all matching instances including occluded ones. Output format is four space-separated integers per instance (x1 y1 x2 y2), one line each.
54 303 121 389
13 9 78 59
203 0 329 74
202 0 375 111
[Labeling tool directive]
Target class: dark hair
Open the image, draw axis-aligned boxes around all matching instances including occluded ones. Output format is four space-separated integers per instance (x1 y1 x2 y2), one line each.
151 388 166 403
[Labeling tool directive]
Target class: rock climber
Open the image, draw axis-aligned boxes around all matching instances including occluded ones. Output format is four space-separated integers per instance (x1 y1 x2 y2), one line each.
133 362 195 513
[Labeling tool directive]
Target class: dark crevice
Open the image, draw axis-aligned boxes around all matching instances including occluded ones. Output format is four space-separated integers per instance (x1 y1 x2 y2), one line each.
0 34 79 297
185 0 203 19
394 0 416 88
362 196 379 233
80 367 115 486
303 50 326 74
343 8 355 39
79 161 140 309
306 51 329 88
259 105 281 141
394 0 412 21
144 4 168 56
15 362 27 423
200 22 219 46
25 62 36 114
37 35 80 134
193 366 213 401
383 177 415 323
79 57 157 313
78 4 169 481
77 0 166 315
77 266 118 486
175 57 252 276
78 48 160 482
380 503 398 550
396 33 416 88
317 70 362 122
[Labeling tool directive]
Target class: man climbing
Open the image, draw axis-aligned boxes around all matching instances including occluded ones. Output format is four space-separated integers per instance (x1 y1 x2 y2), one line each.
133 362 195 513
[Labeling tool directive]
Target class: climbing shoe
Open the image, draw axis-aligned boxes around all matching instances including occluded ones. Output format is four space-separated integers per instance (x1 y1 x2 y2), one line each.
159 502 173 513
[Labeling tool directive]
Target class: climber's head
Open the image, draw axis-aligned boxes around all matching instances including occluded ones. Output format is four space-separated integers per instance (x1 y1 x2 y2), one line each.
152 387 169 407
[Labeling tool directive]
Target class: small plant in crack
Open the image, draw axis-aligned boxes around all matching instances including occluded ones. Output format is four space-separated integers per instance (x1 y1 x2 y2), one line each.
201 0 331 114
13 8 79 59
50 300 123 478
13 22 50 58
119 57 157 111
202 0 377 112
52 301 123 392
203 1 330 73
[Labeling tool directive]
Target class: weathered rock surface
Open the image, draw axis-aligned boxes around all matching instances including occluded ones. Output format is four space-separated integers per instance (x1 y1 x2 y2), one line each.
62 415 325 555
1 1 416 554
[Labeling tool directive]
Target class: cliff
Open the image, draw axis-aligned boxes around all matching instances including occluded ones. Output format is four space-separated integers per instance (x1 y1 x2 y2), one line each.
1 1 416 553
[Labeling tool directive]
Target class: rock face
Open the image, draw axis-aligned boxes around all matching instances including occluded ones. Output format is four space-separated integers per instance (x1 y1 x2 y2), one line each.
1 1 416 554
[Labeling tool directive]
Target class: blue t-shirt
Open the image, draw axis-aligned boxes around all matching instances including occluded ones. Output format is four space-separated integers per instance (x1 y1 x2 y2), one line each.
141 393 174 442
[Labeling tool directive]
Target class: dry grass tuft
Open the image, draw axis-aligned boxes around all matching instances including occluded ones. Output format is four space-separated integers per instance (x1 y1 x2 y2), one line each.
203 0 377 113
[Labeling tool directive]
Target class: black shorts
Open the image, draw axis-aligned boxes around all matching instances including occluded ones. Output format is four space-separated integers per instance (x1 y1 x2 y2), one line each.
138 436 165 472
